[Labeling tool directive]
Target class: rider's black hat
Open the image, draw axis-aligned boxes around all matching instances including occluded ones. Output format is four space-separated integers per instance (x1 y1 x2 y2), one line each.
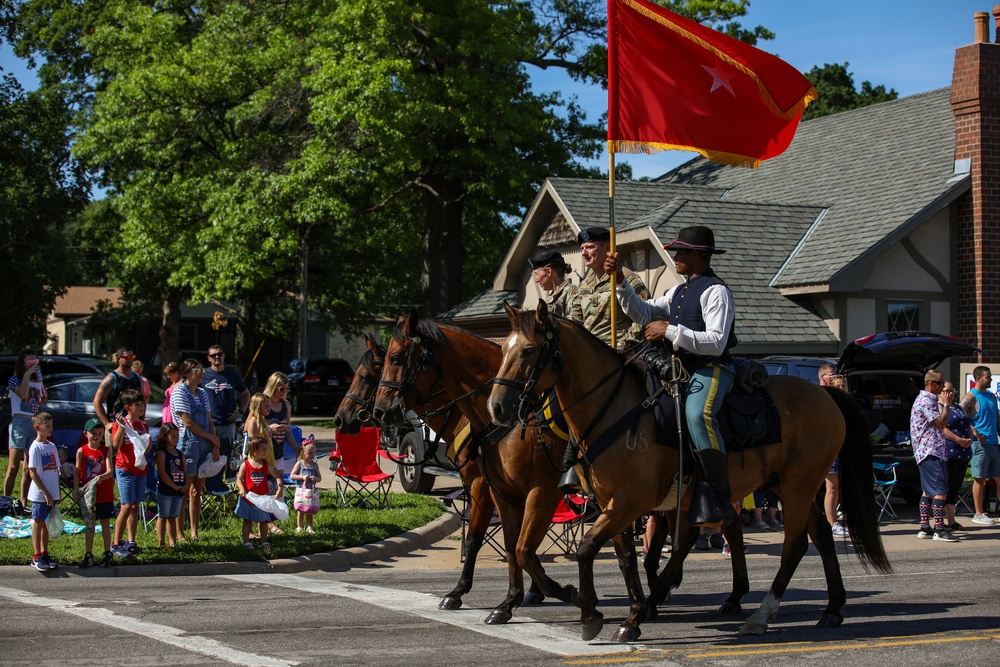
663 225 726 254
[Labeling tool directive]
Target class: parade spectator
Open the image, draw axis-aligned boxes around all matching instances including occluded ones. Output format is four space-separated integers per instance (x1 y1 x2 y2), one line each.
202 345 250 487
155 423 187 548
941 381 973 530
290 440 321 534
161 361 181 423
170 359 219 541
825 372 848 536
960 365 1000 525
26 412 60 571
264 371 298 481
911 370 958 541
4 350 46 508
73 418 115 568
110 389 152 557
132 359 152 403
245 391 279 537
93 347 143 446
235 435 283 550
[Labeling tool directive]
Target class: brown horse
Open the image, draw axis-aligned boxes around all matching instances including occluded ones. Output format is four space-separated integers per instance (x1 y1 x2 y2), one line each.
332 331 532 612
488 302 891 641
371 312 580 624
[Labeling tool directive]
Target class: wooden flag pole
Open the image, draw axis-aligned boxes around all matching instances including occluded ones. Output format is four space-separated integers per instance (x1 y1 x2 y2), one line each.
608 149 618 350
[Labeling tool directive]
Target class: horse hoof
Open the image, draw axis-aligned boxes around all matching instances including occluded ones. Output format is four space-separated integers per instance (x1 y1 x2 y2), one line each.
816 613 843 628
717 601 742 615
438 597 462 611
484 610 513 625
581 618 604 641
739 620 767 635
611 626 641 643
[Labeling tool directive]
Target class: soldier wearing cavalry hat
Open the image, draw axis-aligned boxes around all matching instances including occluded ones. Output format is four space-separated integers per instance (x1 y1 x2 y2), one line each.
606 225 738 526
568 227 649 350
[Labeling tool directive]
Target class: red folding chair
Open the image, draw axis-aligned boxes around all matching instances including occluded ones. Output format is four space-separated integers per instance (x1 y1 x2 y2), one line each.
541 493 593 557
333 427 394 509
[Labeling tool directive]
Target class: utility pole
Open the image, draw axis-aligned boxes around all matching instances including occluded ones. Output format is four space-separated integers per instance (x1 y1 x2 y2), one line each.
299 240 308 358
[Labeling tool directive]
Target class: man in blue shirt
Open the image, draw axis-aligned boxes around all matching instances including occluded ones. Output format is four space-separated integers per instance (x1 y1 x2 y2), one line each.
201 345 250 486
960 365 1000 525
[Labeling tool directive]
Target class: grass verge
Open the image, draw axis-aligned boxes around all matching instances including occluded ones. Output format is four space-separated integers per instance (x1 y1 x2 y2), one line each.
0 454 443 566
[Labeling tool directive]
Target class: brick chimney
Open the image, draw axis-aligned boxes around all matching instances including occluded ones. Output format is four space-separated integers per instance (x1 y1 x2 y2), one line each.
952 8 1000 361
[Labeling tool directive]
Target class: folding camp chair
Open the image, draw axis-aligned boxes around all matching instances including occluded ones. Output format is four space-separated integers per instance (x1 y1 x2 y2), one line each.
333 427 394 509
541 493 593 557
873 461 899 521
201 473 236 522
957 467 975 516
441 487 505 562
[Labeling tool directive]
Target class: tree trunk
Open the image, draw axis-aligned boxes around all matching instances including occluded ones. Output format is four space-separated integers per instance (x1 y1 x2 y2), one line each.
157 288 182 380
235 298 259 386
421 177 465 316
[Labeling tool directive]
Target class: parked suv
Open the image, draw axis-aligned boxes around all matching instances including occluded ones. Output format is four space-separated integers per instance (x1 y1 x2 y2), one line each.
287 357 354 414
759 355 837 383
838 331 982 504
0 354 118 451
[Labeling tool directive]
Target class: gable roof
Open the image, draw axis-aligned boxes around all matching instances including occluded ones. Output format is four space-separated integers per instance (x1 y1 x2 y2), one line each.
439 289 518 320
657 88 969 288
625 197 837 346
51 286 123 318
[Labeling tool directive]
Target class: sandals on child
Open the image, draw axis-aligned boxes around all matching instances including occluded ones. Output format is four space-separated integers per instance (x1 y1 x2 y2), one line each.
260 542 271 550
243 542 255 550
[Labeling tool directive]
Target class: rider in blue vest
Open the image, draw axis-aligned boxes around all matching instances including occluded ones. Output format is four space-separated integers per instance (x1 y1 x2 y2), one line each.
607 225 737 525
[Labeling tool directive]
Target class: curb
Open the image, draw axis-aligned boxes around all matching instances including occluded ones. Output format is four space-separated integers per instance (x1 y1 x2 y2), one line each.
0 510 461 579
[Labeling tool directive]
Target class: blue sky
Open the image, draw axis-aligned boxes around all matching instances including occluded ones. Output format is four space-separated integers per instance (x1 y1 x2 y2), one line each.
0 1 990 180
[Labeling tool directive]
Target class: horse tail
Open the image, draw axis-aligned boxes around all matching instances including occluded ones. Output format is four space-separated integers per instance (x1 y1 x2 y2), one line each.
824 386 893 574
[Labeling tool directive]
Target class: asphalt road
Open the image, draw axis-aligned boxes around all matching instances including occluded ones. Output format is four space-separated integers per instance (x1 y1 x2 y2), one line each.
2 542 998 667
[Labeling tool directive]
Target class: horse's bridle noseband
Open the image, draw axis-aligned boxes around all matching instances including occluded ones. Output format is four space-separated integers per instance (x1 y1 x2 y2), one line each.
378 333 440 414
492 319 562 426
344 360 383 423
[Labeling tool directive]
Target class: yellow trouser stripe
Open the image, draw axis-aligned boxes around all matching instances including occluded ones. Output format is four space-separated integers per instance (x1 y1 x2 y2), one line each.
703 364 723 452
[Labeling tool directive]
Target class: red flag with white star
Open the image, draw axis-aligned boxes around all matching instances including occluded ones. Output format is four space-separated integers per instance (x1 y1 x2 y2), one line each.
607 0 817 168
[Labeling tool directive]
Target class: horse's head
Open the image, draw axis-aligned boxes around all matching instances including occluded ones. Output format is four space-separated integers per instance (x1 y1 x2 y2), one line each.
333 333 386 434
372 310 441 426
489 300 561 427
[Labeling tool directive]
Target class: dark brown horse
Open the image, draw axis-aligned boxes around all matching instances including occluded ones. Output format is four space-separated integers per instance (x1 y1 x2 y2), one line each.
332 332 529 612
371 312 580 624
489 302 891 641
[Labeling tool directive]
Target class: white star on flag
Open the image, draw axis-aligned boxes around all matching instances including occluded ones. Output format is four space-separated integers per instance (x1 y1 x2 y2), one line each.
701 64 736 95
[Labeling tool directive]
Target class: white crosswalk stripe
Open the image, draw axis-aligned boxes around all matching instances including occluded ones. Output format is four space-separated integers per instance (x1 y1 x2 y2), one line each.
0 585 298 667
220 573 649 659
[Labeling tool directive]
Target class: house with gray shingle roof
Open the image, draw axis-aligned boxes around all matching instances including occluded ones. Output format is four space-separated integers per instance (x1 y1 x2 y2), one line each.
442 15 999 373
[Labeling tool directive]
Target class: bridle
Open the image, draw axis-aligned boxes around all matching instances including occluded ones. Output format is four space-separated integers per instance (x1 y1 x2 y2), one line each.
492 318 563 427
343 357 383 423
377 331 442 414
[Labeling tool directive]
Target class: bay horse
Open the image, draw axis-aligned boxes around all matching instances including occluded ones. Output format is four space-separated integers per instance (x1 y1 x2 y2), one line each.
332 331 532 612
488 302 891 641
370 312 580 624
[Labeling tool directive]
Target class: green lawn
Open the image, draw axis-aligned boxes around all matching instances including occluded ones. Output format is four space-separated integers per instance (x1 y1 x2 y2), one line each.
0 454 443 566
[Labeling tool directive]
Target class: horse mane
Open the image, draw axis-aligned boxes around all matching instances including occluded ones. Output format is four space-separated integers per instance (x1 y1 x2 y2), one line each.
392 318 500 351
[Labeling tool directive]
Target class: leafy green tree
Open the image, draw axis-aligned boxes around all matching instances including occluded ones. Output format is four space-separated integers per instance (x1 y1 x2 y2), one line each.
0 70 88 350
802 62 899 120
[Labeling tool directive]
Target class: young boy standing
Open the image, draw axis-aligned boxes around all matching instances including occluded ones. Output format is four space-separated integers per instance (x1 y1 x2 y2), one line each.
26 412 60 571
74 418 116 567
110 389 151 558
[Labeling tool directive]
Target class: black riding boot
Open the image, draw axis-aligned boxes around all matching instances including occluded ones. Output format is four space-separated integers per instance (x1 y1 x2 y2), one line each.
687 449 734 526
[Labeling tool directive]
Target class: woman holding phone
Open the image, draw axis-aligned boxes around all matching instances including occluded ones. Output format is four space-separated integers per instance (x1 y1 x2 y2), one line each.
4 350 47 509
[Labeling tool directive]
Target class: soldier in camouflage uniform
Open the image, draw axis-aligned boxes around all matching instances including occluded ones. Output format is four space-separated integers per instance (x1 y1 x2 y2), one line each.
569 227 649 350
529 250 577 318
